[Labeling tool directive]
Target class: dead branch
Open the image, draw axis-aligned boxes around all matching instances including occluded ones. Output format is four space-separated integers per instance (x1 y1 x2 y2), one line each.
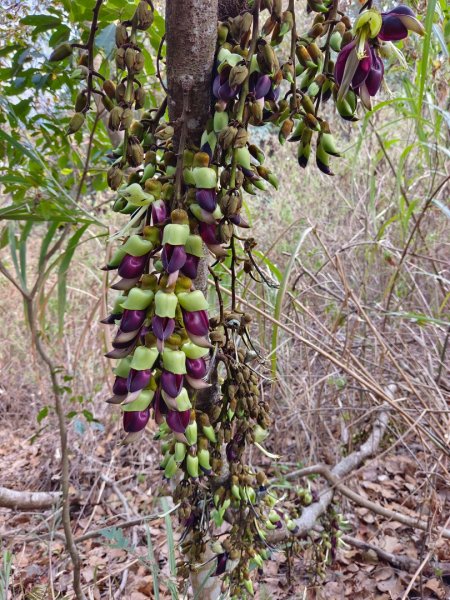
342 535 450 576
0 486 60 510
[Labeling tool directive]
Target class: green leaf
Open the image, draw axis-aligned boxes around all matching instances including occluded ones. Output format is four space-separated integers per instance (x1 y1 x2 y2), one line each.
37 406 49 423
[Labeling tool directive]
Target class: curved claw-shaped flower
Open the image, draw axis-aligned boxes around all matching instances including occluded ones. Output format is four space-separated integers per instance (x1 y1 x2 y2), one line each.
335 40 373 100
181 254 200 279
123 408 150 433
120 309 147 333
151 315 175 351
127 368 152 394
118 253 149 279
358 47 384 109
160 370 184 398
161 244 187 274
166 409 190 433
196 189 217 213
152 199 169 225
378 5 425 41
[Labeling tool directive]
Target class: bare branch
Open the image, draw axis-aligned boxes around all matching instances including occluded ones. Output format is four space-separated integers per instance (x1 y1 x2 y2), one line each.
0 486 60 510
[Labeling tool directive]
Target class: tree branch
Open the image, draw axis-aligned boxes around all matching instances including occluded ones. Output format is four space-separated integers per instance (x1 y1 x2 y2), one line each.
0 486 60 510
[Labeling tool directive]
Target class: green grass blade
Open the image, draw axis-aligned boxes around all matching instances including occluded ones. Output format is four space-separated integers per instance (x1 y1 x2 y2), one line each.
160 497 178 600
417 0 437 117
145 525 160 600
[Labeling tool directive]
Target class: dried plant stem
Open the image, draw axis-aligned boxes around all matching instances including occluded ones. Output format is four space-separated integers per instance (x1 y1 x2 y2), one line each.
0 487 60 510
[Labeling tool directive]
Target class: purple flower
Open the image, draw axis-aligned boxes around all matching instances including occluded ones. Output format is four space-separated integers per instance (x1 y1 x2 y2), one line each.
151 316 175 341
196 188 217 212
335 41 372 92
127 368 152 393
123 409 150 433
161 244 187 274
249 73 272 100
160 370 184 398
182 309 209 337
181 254 200 279
166 409 190 433
152 199 169 225
112 376 128 397
118 253 148 279
378 5 424 41
213 71 239 102
120 309 146 333
186 357 207 380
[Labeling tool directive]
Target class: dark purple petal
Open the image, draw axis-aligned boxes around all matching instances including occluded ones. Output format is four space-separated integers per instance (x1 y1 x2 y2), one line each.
212 74 221 98
378 16 408 41
218 82 239 102
105 343 136 359
384 5 415 17
152 387 167 424
181 254 200 279
229 214 249 227
182 310 209 337
254 74 271 100
113 376 129 396
123 409 150 433
215 553 228 576
112 333 138 349
118 254 148 279
110 277 140 291
160 370 184 398
100 312 122 325
199 222 220 245
167 409 190 433
127 368 152 393
151 316 175 341
265 84 280 102
335 41 372 90
152 199 169 225
226 441 238 462
365 48 384 96
120 309 146 333
196 188 217 212
186 357 207 379
161 244 187 273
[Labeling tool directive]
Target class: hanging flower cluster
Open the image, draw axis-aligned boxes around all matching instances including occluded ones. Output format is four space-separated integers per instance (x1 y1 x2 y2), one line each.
50 0 425 597
335 6 424 110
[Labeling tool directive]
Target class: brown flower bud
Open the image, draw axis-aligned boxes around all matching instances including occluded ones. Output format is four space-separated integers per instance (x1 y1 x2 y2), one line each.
103 79 116 100
49 43 72 62
115 24 129 48
115 47 126 70
127 137 144 167
107 166 123 190
108 106 123 131
229 64 248 88
120 108 134 130
234 127 248 148
133 0 154 30
134 86 146 109
115 81 126 104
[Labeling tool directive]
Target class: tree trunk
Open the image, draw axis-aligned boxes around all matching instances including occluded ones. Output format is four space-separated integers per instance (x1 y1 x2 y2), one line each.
165 2 220 597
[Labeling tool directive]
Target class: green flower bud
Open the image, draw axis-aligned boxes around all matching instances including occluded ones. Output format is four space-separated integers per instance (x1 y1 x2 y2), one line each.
198 448 212 471
162 223 190 246
67 112 85 135
177 290 208 312
122 389 154 412
174 442 187 463
192 167 217 189
164 454 178 479
185 419 198 446
130 346 159 371
172 388 192 411
181 341 209 359
140 163 156 183
186 453 199 478
184 235 203 258
155 290 178 318
162 348 186 375
122 234 153 257
108 106 123 131
235 147 252 170
113 356 132 378
107 247 128 268
213 110 229 133
121 288 154 310
121 182 153 207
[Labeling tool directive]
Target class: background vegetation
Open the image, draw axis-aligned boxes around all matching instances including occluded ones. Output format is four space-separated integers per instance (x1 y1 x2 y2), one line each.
0 0 449 598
